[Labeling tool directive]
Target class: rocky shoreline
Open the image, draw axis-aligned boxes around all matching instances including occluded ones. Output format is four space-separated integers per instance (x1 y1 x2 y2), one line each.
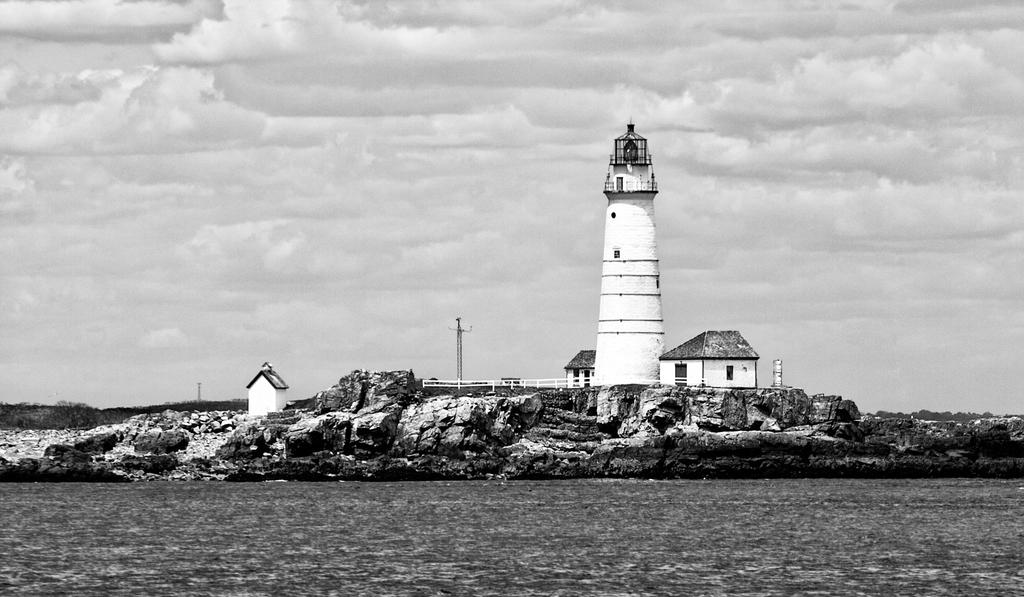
2 370 1023 482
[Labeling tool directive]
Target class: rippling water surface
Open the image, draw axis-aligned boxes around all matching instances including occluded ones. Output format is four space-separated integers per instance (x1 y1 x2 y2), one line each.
1 479 1022 596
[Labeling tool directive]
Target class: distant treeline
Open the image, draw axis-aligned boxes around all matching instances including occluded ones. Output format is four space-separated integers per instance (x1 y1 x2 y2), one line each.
0 399 248 430
871 409 1014 421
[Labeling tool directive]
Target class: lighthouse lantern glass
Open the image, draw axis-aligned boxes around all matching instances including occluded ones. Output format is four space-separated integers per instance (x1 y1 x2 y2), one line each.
612 129 650 164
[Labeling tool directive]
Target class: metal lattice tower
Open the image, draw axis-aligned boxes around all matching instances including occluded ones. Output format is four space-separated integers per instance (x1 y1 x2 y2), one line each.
449 317 472 380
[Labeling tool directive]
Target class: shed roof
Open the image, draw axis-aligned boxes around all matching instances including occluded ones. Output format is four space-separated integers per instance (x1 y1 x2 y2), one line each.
246 363 289 389
660 331 759 360
564 349 596 370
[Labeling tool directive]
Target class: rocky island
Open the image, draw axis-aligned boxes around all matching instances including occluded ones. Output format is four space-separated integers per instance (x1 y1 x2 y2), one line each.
2 370 1022 481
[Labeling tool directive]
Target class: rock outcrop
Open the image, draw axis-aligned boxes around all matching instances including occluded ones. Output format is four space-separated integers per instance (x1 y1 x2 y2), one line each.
306 369 417 413
599 385 861 437
0 409 245 481
133 428 190 454
2 371 1022 482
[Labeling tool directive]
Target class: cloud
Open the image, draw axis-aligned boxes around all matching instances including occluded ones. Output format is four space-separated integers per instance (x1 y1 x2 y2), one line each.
692 36 1024 134
0 0 218 41
0 66 267 154
0 155 33 194
139 327 190 349
3 0 1024 415
179 220 316 278
0 155 35 220
154 0 475 64
0 62 111 106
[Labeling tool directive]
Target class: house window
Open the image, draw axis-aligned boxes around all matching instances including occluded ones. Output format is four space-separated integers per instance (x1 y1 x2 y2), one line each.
613 249 620 259
674 363 686 384
726 365 734 381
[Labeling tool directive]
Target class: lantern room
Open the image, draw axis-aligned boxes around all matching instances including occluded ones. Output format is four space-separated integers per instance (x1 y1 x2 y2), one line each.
605 122 657 193
611 123 651 165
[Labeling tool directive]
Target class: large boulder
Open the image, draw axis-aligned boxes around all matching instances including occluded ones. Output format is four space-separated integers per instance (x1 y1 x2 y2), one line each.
282 407 403 458
397 396 495 457
683 388 732 430
44 444 93 464
492 395 545 441
810 395 860 424
283 412 353 457
592 385 861 437
310 369 417 414
595 385 648 433
116 454 179 474
620 386 683 436
746 389 811 427
350 408 402 457
216 422 289 460
73 431 121 454
133 429 189 454
395 394 544 458
685 389 795 431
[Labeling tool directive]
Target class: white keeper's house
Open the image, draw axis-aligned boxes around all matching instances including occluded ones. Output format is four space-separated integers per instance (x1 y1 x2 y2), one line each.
659 330 759 388
246 362 289 416
564 350 596 388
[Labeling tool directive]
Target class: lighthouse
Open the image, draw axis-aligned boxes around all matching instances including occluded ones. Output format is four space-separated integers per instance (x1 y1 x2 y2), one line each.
593 123 665 384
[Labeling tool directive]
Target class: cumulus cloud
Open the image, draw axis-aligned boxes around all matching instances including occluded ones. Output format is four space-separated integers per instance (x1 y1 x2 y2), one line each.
0 66 267 154
179 220 316 277
690 36 1024 133
0 0 218 40
0 155 35 220
0 62 110 106
0 156 33 194
154 0 476 64
2 1 1023 414
139 327 190 349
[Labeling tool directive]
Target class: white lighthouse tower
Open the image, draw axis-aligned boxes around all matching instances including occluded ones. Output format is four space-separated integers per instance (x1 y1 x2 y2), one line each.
593 123 665 384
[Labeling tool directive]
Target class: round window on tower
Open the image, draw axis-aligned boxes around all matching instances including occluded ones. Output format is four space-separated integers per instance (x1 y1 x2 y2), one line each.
610 212 616 219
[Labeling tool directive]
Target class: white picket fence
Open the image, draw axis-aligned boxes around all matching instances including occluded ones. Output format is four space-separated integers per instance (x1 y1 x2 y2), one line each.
422 377 663 389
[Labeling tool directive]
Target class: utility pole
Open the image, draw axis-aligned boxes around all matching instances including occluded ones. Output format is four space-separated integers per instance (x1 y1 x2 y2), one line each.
449 317 472 380
196 382 202 402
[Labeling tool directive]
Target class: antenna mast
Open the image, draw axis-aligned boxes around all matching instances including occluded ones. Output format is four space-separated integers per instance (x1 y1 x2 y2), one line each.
449 317 472 380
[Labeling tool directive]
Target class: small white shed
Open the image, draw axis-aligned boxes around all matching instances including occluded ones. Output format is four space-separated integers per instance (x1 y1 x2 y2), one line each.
246 362 289 416
659 331 759 389
564 350 596 388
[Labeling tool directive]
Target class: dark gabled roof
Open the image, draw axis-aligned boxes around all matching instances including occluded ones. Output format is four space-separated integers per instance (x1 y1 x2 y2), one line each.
564 350 596 370
246 363 289 389
660 331 759 360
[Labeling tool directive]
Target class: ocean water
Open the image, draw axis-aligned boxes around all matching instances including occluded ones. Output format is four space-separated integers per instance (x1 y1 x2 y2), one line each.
1 479 1022 596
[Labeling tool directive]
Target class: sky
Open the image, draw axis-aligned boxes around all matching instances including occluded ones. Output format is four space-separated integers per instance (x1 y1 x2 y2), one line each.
1 0 1023 414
